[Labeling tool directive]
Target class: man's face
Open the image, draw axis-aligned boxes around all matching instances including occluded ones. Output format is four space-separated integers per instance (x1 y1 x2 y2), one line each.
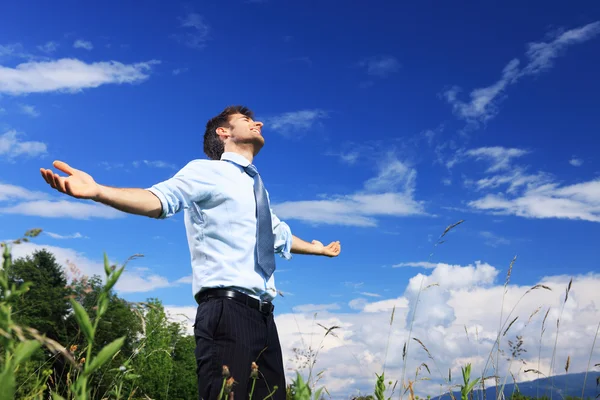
220 113 265 149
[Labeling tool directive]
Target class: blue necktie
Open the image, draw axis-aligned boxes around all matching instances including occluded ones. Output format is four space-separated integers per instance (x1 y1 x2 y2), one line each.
244 164 276 279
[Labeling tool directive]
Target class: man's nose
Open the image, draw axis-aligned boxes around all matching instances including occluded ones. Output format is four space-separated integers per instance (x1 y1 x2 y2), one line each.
255 121 264 128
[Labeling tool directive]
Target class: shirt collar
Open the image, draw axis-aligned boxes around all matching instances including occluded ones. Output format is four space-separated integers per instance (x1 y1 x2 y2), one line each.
220 151 252 167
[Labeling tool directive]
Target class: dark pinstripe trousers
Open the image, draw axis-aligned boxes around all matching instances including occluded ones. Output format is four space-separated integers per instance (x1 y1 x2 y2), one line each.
194 296 286 400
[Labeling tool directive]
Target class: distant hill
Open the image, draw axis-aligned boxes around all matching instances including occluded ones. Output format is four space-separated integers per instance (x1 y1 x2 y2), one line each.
433 372 599 400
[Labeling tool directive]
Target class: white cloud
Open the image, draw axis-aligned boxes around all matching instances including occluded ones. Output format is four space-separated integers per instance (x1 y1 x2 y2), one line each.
172 67 189 75
19 104 40 117
5 242 178 294
175 275 193 284
358 292 382 298
271 262 599 398
293 303 342 313
480 231 510 247
132 160 177 169
444 21 600 126
0 182 48 201
0 199 125 219
45 231 86 239
73 39 93 50
569 158 583 167
359 55 401 78
469 179 600 223
265 109 328 137
273 154 425 226
175 13 210 49
37 41 59 54
0 58 159 95
464 147 529 172
0 130 47 158
392 261 437 269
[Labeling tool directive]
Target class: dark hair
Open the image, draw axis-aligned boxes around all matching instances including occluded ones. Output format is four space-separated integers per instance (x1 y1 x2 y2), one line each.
203 105 254 160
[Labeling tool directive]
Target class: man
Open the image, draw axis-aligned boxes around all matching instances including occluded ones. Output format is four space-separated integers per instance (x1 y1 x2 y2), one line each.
39 105 341 400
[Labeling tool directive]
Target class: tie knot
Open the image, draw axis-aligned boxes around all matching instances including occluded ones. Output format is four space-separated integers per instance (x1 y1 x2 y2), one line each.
244 164 259 177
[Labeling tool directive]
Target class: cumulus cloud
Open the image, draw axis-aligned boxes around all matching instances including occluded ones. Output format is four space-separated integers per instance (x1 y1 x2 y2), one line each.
444 21 600 126
0 58 159 95
265 262 599 398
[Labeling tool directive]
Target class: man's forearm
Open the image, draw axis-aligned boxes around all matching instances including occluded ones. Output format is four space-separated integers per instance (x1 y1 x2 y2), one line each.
94 186 162 218
290 235 322 255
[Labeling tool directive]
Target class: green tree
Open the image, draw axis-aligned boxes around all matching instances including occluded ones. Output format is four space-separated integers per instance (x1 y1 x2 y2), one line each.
8 249 73 396
168 334 198 400
67 274 143 399
133 298 181 400
8 249 71 344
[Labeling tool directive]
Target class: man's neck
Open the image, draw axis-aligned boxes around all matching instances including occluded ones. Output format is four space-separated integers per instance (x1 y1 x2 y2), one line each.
223 145 256 164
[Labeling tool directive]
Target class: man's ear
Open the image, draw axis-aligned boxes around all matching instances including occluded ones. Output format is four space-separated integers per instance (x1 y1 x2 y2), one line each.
216 126 230 141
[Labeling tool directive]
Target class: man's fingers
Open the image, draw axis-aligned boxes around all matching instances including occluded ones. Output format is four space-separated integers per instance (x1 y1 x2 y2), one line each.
40 169 52 185
53 160 75 176
55 175 67 192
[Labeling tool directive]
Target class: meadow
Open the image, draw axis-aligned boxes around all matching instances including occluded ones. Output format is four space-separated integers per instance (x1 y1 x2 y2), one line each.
1 225 598 400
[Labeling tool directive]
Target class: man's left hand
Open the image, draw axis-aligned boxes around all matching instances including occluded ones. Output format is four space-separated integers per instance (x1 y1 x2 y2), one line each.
312 240 341 257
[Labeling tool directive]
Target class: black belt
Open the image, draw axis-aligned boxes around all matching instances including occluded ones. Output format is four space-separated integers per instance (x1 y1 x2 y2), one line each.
195 288 275 315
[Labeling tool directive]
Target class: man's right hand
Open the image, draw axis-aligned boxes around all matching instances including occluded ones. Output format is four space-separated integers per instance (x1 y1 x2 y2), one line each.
40 160 101 200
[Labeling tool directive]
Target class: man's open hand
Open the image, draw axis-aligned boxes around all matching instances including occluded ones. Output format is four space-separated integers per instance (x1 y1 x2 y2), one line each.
311 240 341 257
40 161 101 200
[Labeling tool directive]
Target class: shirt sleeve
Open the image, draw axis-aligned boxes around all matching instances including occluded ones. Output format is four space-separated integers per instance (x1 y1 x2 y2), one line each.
270 209 293 260
146 160 215 219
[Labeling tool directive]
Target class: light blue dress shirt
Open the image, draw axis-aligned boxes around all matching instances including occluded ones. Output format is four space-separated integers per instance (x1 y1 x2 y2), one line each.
146 152 293 301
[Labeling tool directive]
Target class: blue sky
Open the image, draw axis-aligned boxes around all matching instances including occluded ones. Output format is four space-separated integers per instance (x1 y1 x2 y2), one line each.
2 1 600 397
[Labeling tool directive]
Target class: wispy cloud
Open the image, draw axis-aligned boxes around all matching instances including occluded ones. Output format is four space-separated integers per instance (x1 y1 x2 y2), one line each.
569 157 583 167
132 160 177 169
73 39 93 50
359 55 401 78
45 231 87 239
265 109 328 137
0 183 48 201
273 154 425 226
0 58 159 95
480 231 510 247
99 161 125 170
325 150 360 165
0 199 125 219
0 182 123 219
0 130 47 159
358 292 382 298
19 104 40 117
463 146 529 172
444 21 600 127
175 275 193 284
292 303 341 313
392 261 437 269
174 13 210 49
37 41 59 54
172 67 189 76
469 178 600 223
0 43 36 60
